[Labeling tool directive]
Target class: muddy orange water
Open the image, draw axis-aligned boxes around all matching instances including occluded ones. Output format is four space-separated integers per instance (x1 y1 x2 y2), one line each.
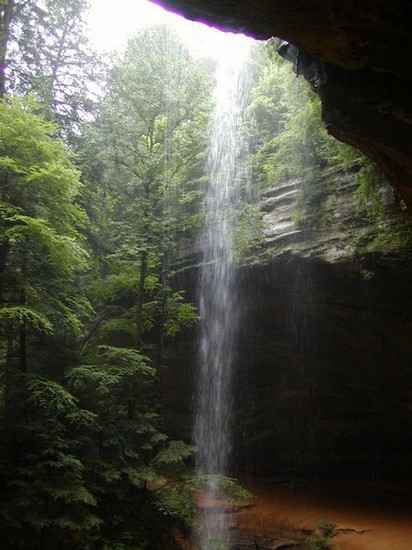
190 477 412 549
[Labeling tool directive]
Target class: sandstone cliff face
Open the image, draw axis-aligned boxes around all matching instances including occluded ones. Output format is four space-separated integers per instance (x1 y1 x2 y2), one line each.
153 0 412 210
259 166 364 263
162 166 412 479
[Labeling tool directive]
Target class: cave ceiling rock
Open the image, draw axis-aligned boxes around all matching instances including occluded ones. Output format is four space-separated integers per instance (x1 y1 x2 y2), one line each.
151 0 412 210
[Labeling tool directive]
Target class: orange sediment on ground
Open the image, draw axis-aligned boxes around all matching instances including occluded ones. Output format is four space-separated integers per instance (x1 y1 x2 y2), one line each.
183 478 412 549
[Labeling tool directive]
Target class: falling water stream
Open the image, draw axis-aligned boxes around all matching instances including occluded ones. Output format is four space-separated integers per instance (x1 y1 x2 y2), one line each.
193 37 252 548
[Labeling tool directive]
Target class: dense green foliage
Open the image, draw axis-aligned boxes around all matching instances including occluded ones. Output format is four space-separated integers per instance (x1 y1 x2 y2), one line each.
0 96 98 548
247 43 356 190
0 14 214 549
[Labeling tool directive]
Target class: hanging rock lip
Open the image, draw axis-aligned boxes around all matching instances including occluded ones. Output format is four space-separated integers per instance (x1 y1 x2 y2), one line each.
152 0 412 211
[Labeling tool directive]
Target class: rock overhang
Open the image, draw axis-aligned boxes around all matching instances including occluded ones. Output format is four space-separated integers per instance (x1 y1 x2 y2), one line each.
151 0 412 210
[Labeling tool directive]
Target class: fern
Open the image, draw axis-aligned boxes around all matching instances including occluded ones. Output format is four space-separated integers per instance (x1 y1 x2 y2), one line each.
154 440 196 466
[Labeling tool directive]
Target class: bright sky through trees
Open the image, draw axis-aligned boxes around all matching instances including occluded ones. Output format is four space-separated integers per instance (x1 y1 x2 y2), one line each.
86 0 254 58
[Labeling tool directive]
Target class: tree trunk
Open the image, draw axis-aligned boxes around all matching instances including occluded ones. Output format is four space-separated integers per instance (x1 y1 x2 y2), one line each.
3 331 14 424
128 250 148 420
0 0 14 98
19 252 27 373
136 250 148 351
0 241 10 302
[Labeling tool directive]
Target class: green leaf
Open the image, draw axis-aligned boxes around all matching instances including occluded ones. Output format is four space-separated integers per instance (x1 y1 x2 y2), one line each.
164 292 199 337
0 306 53 333
153 440 195 465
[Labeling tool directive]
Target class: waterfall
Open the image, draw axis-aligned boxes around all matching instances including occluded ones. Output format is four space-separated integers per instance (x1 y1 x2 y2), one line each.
194 35 252 548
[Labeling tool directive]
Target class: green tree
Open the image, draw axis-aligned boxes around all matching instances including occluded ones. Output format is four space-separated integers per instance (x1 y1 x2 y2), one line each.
0 98 96 547
0 375 99 549
67 345 196 546
67 28 214 543
82 25 211 352
3 0 101 138
248 43 358 188
0 97 89 368
0 0 13 97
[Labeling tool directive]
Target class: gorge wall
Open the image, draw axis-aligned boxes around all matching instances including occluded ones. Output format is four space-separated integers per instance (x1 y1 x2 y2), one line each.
162 165 412 480
153 0 412 211
148 0 412 482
